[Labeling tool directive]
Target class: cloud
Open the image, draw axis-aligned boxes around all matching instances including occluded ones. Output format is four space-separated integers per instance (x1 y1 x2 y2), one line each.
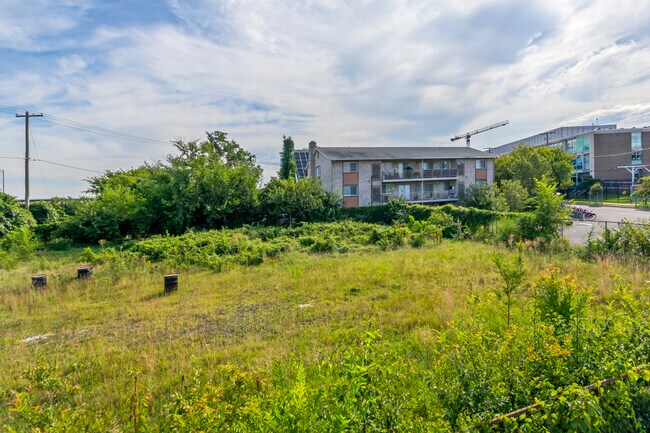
2 0 650 197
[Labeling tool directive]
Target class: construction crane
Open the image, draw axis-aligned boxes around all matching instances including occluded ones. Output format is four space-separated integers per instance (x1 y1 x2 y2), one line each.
450 120 509 147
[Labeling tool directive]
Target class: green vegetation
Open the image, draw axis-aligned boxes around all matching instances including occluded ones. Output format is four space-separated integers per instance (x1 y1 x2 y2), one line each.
1 231 649 431
632 176 650 208
2 131 649 431
258 177 342 225
279 135 298 180
495 145 573 193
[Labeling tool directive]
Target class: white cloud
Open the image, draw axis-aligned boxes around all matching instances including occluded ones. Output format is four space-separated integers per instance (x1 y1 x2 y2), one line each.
2 0 650 197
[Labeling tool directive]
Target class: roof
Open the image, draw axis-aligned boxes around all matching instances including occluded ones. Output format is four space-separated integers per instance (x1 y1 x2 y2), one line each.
316 146 494 161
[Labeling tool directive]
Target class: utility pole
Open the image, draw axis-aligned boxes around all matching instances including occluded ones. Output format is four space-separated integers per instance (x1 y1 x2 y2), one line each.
15 111 43 209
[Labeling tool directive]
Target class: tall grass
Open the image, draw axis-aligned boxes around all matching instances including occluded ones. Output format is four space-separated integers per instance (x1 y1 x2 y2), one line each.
1 235 649 431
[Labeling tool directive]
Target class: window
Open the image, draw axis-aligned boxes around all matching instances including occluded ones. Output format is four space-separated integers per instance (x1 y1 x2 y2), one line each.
475 160 487 169
632 132 642 149
584 154 591 170
572 155 584 170
566 138 576 153
475 180 487 186
315 166 321 178
343 185 358 196
343 161 358 172
576 135 590 152
632 151 643 165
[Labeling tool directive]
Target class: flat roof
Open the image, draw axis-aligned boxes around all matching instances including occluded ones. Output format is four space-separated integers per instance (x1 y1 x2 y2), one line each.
317 146 494 161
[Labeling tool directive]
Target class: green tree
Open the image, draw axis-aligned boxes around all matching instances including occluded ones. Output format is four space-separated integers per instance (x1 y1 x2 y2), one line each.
259 177 341 225
279 135 298 180
495 146 572 193
518 177 571 242
59 131 263 242
632 176 650 207
0 193 35 236
498 179 529 212
460 183 498 210
493 244 526 327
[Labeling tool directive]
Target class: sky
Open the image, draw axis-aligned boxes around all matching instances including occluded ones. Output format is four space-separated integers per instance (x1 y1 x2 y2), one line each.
1 0 650 198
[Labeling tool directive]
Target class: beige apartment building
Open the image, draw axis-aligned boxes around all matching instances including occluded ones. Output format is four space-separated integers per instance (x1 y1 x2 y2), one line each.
307 142 495 207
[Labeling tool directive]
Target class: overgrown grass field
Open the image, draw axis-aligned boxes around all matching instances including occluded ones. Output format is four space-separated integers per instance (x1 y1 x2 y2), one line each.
1 226 649 431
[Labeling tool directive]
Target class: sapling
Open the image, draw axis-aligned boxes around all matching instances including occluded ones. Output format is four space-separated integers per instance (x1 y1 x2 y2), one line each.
493 243 526 326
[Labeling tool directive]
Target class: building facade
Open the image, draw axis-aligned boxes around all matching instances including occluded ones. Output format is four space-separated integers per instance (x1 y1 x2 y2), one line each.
308 142 495 207
490 125 650 185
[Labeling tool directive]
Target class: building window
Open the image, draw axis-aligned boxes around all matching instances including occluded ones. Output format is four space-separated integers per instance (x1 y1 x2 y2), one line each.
632 151 643 165
343 185 358 196
584 154 590 170
343 161 358 172
576 135 590 152
632 132 642 149
572 155 584 170
475 160 487 169
566 138 576 153
315 166 321 178
475 180 487 186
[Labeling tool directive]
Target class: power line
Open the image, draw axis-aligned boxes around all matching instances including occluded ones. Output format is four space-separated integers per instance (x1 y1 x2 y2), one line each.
43 114 170 145
1 104 172 146
32 159 105 174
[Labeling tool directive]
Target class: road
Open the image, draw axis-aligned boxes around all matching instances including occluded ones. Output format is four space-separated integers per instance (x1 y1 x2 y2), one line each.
563 205 650 245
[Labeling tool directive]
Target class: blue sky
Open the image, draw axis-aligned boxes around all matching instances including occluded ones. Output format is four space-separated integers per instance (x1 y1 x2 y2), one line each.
2 0 650 198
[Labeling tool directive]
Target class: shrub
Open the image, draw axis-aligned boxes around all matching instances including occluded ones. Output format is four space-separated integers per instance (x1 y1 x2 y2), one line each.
533 266 587 327
29 201 60 224
0 193 35 236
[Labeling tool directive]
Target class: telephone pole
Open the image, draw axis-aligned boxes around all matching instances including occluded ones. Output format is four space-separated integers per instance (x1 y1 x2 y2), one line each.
15 111 43 209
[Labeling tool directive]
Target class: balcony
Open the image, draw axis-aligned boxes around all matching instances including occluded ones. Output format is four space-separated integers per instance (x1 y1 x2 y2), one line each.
380 190 457 204
381 168 458 181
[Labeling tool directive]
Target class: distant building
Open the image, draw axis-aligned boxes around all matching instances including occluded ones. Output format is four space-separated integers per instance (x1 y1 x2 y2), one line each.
294 149 309 179
308 141 495 207
489 125 650 185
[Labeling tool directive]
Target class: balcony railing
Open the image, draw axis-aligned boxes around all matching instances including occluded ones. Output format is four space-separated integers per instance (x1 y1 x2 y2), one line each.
381 168 458 180
380 190 456 203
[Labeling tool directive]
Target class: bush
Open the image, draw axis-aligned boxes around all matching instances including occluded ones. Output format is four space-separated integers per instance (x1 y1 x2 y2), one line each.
0 226 40 269
0 193 35 236
578 218 650 260
533 266 587 327
29 201 60 224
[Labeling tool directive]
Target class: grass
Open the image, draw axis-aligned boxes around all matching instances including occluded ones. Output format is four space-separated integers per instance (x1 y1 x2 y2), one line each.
1 239 649 430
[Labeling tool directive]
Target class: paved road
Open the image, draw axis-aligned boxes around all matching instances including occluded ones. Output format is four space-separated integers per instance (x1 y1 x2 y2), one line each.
563 205 650 245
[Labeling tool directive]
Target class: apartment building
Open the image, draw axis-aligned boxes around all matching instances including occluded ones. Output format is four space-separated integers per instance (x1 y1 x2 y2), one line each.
307 142 495 207
490 125 650 185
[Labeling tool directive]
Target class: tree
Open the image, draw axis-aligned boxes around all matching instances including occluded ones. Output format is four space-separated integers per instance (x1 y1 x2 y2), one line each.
499 179 529 212
518 177 571 242
631 176 650 207
493 244 526 327
279 135 298 180
59 131 263 242
0 193 35 237
259 177 341 225
495 146 573 194
459 183 498 209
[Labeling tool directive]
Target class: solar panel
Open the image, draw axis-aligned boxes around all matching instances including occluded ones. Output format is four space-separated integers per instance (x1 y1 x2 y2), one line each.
294 150 309 179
